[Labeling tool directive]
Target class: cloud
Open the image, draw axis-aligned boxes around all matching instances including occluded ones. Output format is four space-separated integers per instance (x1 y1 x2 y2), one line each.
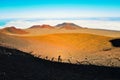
0 26 4 29
2 19 120 31
3 20 36 28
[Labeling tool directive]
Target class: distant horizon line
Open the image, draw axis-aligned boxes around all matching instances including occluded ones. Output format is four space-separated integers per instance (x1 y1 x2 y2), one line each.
0 22 120 32
0 17 120 31
1 17 120 20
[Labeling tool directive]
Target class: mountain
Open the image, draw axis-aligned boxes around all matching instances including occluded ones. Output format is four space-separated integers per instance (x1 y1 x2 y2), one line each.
0 26 28 34
30 24 54 29
29 25 41 28
13 33 120 67
56 22 82 30
0 23 120 67
30 23 81 30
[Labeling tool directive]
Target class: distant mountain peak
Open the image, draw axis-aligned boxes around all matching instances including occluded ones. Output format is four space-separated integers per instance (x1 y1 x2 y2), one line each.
4 26 16 29
41 24 54 29
56 22 82 30
30 25 41 28
30 24 54 29
1 26 28 34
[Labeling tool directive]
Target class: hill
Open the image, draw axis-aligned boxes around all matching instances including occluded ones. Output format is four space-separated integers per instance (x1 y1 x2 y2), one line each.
0 32 120 67
25 23 120 37
18 33 120 67
0 23 120 67
30 24 54 29
56 22 82 30
0 26 28 34
0 46 120 80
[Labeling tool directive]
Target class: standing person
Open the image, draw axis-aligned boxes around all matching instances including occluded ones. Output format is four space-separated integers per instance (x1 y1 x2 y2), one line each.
58 55 62 62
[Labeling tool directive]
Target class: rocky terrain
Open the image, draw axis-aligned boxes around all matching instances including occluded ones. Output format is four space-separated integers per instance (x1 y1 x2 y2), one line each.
0 46 120 80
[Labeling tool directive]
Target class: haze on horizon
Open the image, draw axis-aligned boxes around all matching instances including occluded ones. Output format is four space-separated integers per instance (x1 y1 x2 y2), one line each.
0 0 120 30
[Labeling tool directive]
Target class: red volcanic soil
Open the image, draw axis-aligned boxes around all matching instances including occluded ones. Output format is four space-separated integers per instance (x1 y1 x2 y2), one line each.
30 24 54 29
0 26 28 34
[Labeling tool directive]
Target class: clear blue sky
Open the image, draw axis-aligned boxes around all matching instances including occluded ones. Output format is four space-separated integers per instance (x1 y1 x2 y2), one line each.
0 0 120 19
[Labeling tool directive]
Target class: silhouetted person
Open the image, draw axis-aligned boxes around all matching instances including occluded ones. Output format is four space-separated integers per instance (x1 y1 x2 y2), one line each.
68 59 71 63
51 57 54 61
45 56 48 60
58 55 62 62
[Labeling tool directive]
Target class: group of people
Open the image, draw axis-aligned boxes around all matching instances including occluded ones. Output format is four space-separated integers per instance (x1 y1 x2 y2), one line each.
44 55 62 62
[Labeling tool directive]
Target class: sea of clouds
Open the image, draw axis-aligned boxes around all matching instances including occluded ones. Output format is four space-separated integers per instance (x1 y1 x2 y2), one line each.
0 18 120 31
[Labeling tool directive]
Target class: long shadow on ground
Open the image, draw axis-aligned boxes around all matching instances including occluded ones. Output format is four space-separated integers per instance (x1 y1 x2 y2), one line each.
0 46 120 80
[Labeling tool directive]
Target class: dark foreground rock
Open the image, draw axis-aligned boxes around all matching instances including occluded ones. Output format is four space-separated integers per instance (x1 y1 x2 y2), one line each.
0 46 120 80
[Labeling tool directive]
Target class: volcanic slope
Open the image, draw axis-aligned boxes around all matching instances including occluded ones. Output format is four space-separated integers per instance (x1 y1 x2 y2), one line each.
0 27 28 34
18 33 120 66
0 30 120 66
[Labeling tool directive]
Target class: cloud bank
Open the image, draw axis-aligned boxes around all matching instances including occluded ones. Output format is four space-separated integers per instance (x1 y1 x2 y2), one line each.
2 19 120 31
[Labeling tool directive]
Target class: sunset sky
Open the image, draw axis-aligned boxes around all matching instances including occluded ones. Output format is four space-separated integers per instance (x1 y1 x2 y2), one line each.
0 0 120 18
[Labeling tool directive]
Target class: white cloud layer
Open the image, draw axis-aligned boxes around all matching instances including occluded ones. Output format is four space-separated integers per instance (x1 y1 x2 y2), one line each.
2 20 120 31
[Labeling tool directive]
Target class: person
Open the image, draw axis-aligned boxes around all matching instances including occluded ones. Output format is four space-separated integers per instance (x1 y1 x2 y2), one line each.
68 59 71 63
45 56 48 60
51 57 54 61
58 55 62 62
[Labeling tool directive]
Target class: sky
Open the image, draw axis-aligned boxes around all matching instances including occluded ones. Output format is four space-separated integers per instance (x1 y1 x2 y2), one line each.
0 0 120 30
0 0 120 18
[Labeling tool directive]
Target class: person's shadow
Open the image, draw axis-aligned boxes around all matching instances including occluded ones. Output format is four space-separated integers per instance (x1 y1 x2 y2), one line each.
110 39 120 47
